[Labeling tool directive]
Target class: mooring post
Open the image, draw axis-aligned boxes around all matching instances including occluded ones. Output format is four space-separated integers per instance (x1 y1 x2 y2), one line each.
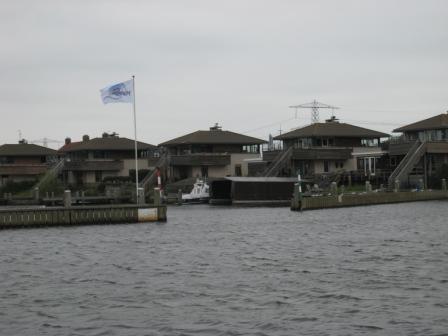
177 189 183 205
365 181 372 193
418 179 424 191
442 179 447 191
63 190 72 208
33 187 39 202
394 179 400 193
138 187 145 204
330 182 338 196
292 183 302 210
153 188 161 206
292 171 303 210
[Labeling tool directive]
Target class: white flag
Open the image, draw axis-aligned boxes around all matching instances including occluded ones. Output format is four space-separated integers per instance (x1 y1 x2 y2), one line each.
100 80 133 104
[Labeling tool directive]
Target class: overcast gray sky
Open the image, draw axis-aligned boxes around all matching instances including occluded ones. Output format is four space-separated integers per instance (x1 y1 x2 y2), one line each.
1 0 447 148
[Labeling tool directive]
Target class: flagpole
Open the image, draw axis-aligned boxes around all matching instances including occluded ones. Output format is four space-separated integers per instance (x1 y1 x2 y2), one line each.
132 75 139 204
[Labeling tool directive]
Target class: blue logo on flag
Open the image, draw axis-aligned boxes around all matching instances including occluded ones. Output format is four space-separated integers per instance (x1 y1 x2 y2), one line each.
106 83 131 100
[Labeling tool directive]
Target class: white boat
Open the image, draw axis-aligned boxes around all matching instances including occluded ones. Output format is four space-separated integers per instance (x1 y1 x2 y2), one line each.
182 179 210 204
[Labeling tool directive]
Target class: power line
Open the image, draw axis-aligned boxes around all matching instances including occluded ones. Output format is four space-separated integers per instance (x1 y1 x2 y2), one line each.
243 117 297 134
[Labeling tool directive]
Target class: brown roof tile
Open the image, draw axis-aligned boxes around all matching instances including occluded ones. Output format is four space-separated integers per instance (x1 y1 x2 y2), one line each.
0 144 57 156
274 122 389 140
393 113 448 132
159 130 266 146
59 137 156 152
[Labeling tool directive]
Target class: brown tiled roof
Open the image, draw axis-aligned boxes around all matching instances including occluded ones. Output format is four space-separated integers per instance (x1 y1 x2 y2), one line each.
159 130 266 146
0 144 57 156
274 122 389 140
393 113 448 132
59 137 157 152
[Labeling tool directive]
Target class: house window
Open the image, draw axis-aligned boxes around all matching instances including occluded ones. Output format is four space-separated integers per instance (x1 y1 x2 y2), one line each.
361 139 378 147
93 151 106 159
243 145 258 153
201 166 208 177
235 164 242 176
362 157 376 176
335 161 344 169
323 160 329 173
322 138 334 147
95 171 102 183
0 157 14 164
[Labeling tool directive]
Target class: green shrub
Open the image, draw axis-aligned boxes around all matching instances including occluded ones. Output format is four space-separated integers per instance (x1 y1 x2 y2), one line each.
39 175 65 196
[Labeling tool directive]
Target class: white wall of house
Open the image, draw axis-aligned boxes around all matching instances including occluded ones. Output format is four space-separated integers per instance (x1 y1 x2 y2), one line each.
314 161 325 174
208 165 229 177
85 172 96 184
120 159 151 176
345 158 358 171
230 153 259 176
184 154 260 179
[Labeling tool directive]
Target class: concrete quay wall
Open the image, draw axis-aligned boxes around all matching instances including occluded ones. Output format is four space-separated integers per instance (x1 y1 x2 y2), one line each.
292 191 448 211
0 205 167 229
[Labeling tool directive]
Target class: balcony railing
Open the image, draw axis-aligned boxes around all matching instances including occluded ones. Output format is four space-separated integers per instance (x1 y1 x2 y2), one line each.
170 153 231 166
0 164 49 175
292 147 352 160
63 160 123 171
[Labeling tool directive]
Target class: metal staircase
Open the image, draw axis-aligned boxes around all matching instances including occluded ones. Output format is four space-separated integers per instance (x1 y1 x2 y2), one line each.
388 140 427 188
261 147 293 177
140 153 169 196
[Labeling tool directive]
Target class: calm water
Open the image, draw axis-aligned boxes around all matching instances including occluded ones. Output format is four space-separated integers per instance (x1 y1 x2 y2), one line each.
0 202 447 336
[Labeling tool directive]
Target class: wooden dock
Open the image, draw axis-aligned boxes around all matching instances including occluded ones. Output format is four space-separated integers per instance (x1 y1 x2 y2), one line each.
0 204 167 229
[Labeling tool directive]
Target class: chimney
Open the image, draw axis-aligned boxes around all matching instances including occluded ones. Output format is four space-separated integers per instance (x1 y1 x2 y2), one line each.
65 137 71 145
210 123 222 131
82 135 90 142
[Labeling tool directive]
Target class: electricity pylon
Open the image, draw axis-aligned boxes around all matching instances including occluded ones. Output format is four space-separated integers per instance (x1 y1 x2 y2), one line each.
289 100 339 123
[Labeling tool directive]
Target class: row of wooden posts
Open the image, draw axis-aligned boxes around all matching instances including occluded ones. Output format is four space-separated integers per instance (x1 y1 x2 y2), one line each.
0 188 167 229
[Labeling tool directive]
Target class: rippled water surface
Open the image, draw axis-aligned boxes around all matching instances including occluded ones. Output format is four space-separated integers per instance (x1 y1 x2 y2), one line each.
1 201 448 335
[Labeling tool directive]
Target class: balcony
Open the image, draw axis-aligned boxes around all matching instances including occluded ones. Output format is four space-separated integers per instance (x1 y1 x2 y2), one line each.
63 160 123 171
0 164 49 175
427 141 448 153
292 147 352 160
389 141 414 156
170 153 231 166
389 139 448 156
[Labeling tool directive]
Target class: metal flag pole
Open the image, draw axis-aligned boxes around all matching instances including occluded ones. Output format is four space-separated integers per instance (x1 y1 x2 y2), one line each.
132 75 139 203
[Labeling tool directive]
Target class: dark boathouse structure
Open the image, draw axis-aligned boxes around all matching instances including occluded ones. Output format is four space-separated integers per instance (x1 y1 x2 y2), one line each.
210 177 299 205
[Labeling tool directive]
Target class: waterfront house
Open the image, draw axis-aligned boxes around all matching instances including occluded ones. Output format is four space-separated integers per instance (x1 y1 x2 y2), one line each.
159 124 266 181
59 132 158 185
388 112 448 187
262 117 389 179
0 141 57 187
